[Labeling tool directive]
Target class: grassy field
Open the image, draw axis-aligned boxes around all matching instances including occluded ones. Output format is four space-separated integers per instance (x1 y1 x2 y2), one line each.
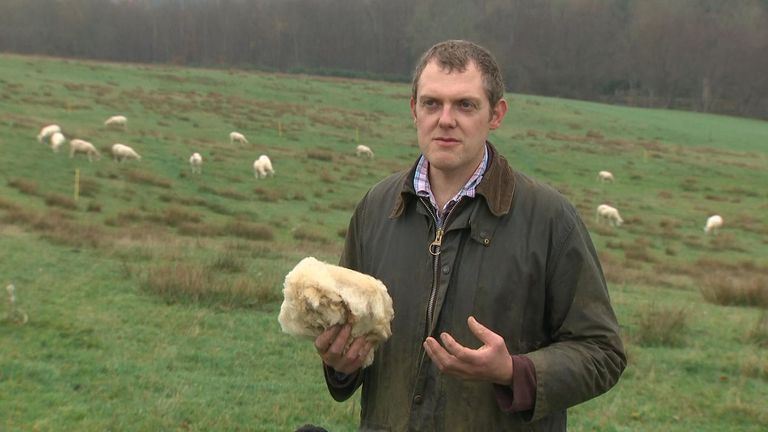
1 53 767 431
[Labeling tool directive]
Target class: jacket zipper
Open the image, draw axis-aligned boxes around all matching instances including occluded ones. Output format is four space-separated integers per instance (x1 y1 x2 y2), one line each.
420 196 463 334
410 196 463 407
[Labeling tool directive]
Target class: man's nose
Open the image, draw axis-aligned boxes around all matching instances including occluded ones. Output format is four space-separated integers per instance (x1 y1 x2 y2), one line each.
438 105 457 128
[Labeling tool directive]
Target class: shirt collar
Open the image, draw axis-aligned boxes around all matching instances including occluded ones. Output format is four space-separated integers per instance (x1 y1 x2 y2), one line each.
414 143 489 218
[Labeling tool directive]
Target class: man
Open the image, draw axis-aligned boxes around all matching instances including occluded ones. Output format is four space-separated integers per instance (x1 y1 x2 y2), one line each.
313 40 625 431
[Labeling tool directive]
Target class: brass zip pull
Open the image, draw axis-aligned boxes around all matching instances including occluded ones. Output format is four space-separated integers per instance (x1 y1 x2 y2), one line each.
428 228 444 256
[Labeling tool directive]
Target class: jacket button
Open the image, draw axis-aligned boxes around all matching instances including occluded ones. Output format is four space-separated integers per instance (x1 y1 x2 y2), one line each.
441 265 450 274
413 394 423 404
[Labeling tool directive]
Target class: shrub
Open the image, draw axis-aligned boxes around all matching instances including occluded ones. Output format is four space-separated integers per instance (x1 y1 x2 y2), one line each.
209 252 245 273
633 303 688 347
307 149 334 162
8 178 39 195
747 312 768 348
125 170 172 189
44 193 78 210
143 264 211 304
143 263 281 308
700 272 768 308
224 220 274 241
292 225 330 244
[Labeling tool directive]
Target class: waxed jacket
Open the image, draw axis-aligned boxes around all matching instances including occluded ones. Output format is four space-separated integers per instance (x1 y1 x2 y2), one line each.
328 143 626 431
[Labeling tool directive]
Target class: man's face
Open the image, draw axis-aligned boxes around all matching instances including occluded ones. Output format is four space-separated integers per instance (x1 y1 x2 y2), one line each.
410 60 507 181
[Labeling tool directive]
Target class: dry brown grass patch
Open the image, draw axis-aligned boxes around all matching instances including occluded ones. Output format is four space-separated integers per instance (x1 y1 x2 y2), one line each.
292 225 330 243
699 271 768 308
143 263 281 308
253 187 282 202
224 220 274 241
44 193 78 210
633 303 689 347
0 197 22 211
8 178 39 195
125 170 172 189
306 149 335 162
746 312 768 349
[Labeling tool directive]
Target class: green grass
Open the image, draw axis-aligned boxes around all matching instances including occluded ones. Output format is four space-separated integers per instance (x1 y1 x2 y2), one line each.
1 53 768 431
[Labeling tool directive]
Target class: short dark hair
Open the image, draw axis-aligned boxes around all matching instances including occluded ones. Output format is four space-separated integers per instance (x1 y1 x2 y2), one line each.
411 40 505 110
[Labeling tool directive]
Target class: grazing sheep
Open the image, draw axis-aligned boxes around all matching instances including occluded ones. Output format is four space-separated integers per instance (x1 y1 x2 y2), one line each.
278 256 394 368
356 144 374 159
104 115 127 128
253 154 274 179
596 204 624 227
49 132 66 153
597 170 615 182
69 139 101 162
230 131 248 145
189 152 203 174
111 143 141 162
704 214 723 235
37 124 61 143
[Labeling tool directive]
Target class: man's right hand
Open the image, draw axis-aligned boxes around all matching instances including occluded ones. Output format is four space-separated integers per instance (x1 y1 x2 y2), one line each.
315 324 372 375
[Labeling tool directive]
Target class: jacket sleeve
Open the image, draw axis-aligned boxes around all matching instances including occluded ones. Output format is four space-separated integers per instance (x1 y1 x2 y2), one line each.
322 195 368 401
323 364 364 402
523 211 626 421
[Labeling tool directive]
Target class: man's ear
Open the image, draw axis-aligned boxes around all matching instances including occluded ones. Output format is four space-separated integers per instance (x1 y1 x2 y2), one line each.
410 97 417 121
489 99 508 130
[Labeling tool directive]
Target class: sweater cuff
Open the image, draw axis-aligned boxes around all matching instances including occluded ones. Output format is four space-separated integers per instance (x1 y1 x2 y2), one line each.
493 354 537 416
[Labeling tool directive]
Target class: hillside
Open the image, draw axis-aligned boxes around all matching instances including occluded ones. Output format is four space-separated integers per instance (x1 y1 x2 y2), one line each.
1 54 767 431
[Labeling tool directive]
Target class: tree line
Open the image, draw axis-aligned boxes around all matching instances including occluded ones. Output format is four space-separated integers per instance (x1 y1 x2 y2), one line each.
1 0 767 119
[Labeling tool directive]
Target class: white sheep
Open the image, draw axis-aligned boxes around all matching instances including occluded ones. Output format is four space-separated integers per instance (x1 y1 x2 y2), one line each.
596 204 624 227
230 131 248 145
278 256 394 368
597 170 615 182
356 144 374 159
253 155 274 179
189 152 203 174
69 139 101 162
704 214 723 235
50 132 66 153
111 143 141 162
104 115 127 128
37 124 61 143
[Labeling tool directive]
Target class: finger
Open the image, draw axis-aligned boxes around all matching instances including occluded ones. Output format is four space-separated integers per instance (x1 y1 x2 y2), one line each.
423 336 452 366
439 332 475 363
327 324 353 355
315 325 341 352
467 316 501 346
336 338 372 374
344 336 368 361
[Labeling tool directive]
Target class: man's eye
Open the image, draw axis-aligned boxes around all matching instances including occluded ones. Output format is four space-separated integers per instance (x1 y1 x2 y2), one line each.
422 100 437 108
460 101 476 110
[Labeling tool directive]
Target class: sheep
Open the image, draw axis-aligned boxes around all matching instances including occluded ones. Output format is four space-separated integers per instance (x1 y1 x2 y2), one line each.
704 214 723 235
189 152 203 174
596 204 624 227
253 155 274 179
278 256 394 368
230 131 248 145
104 115 127 128
356 144 374 159
49 132 66 153
37 124 61 143
69 139 101 162
597 170 615 182
111 143 141 162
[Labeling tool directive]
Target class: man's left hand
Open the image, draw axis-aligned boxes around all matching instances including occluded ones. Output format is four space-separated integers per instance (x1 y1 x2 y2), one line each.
423 316 514 385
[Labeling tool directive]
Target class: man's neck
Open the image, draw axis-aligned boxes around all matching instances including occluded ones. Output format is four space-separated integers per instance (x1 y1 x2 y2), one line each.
428 167 473 211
